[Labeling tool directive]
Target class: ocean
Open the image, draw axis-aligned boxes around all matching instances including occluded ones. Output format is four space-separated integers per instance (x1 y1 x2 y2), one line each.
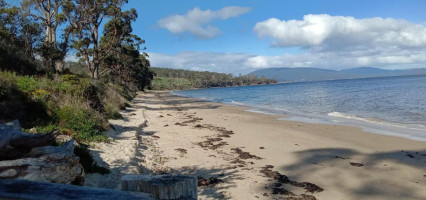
172 75 426 141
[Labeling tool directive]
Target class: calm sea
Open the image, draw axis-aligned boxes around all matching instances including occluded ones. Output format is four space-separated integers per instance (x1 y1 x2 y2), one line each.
173 75 426 141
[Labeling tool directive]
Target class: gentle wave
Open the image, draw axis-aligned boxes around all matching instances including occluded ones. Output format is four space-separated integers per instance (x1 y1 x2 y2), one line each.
328 111 378 123
230 101 246 106
327 111 426 131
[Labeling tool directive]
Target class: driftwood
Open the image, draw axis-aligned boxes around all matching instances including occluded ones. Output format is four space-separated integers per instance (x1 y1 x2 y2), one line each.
0 179 153 200
122 175 197 200
0 120 84 185
0 120 58 161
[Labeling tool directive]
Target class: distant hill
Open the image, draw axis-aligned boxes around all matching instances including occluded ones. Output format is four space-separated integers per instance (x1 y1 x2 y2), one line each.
249 67 426 82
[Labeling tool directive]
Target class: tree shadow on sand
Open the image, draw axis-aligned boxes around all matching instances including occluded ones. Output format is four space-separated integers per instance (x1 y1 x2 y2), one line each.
169 166 243 199
259 148 426 199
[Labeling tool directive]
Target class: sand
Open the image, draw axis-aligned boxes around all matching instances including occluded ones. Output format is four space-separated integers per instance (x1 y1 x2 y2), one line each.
86 91 426 200
84 94 147 190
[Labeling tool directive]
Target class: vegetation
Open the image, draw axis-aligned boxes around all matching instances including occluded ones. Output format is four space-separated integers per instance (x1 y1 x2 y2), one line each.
150 67 277 90
0 0 152 174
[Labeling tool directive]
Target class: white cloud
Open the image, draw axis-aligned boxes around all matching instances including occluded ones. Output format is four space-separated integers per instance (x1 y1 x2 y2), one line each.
149 15 426 75
254 14 426 51
158 6 251 39
148 49 426 75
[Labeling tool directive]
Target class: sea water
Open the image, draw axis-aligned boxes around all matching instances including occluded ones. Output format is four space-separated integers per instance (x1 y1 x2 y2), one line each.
172 75 426 141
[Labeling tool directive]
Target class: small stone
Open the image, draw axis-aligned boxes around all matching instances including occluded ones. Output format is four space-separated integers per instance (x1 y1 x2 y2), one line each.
0 169 18 178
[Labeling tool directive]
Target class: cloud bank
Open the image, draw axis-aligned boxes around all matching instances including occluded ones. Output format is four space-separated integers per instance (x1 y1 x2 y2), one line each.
151 15 426 75
254 14 426 51
158 6 251 39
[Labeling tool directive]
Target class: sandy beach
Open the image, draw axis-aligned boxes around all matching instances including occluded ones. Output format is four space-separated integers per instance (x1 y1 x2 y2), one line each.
87 91 426 200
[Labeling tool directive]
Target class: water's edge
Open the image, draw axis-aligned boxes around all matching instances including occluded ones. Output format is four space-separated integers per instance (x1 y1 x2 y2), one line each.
171 91 426 142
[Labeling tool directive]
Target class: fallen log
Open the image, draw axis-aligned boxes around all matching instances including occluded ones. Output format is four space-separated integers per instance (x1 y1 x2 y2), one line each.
0 120 58 161
0 179 153 200
0 120 84 185
122 175 197 200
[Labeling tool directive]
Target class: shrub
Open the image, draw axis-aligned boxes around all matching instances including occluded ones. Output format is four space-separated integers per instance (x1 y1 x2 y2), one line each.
56 106 108 143
32 89 50 101
17 76 37 92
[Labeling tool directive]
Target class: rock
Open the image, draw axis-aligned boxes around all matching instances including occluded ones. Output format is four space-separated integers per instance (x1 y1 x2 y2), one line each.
55 134 79 146
28 127 38 133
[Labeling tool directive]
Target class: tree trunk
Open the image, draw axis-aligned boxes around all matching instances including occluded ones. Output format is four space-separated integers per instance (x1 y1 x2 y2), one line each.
54 59 64 72
121 175 197 200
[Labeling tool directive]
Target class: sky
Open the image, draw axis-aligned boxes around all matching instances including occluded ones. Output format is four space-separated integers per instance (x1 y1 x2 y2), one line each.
90 1 426 74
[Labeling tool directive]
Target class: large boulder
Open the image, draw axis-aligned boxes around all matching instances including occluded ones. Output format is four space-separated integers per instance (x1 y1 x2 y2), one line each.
0 120 85 185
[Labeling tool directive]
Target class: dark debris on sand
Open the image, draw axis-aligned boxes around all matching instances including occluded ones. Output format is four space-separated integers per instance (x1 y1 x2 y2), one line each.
198 176 223 187
260 165 323 199
193 124 235 138
174 148 187 154
195 124 236 151
197 137 228 150
182 117 203 124
349 162 364 167
232 148 262 160
174 122 187 126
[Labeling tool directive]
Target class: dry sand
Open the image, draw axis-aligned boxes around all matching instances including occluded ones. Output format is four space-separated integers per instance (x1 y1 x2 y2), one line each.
87 91 426 200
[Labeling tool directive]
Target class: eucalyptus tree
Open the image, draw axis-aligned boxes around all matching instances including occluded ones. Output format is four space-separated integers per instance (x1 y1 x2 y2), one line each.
69 0 127 79
22 0 67 72
100 8 153 89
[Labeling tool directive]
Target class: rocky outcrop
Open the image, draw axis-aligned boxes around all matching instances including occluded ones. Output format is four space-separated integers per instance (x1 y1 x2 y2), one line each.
0 120 85 185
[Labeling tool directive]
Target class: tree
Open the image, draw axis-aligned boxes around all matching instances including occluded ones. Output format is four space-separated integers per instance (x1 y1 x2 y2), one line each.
22 0 68 72
100 8 153 90
70 0 127 79
0 0 42 74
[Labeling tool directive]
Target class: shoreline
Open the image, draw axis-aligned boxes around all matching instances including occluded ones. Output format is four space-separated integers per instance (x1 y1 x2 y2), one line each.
171 89 426 143
138 91 426 199
85 91 426 199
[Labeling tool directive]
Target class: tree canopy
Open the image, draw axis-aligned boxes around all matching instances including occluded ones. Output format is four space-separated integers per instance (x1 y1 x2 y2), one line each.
0 0 153 90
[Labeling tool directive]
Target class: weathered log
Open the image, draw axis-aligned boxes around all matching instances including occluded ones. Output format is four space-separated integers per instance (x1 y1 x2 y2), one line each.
0 120 58 161
122 175 197 200
0 139 85 185
0 179 153 200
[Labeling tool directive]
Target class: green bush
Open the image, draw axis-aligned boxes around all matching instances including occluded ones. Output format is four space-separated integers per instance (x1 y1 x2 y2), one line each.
57 106 108 143
17 76 37 92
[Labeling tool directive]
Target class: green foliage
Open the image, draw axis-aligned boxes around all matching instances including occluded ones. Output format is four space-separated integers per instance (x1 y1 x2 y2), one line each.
0 0 41 74
151 77 193 91
74 145 110 174
0 71 17 100
56 106 108 143
150 67 277 90
62 74 80 84
17 76 37 92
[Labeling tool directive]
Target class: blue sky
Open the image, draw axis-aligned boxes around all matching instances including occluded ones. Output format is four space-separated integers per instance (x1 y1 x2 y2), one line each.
17 0 426 75
127 0 426 55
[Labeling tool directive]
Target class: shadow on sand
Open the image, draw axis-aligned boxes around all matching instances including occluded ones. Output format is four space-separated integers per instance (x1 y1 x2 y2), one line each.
259 148 426 199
